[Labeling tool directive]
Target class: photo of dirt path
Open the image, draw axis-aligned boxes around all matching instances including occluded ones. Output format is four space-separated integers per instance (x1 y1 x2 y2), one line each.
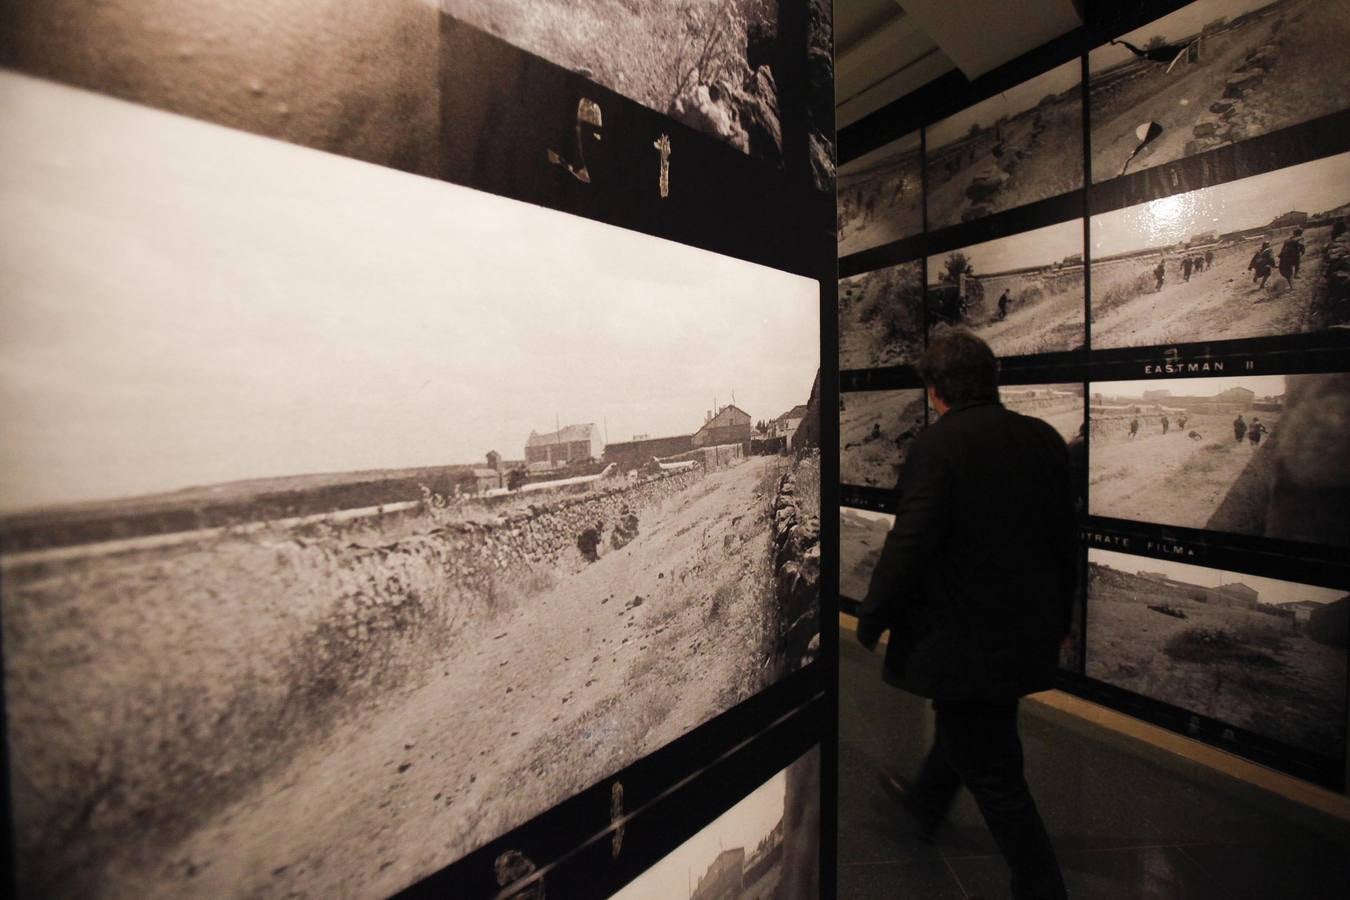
0 74 821 899
840 390 926 489
1000 384 1085 441
927 220 1085 357
1089 151 1350 348
1086 548 1348 758
1089 0 1350 182
926 60 1082 229
838 131 922 255
1089 374 1350 547
839 261 924 371
839 507 894 602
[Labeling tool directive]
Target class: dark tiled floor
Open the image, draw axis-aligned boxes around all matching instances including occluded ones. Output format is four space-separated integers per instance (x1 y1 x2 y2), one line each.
837 638 1350 899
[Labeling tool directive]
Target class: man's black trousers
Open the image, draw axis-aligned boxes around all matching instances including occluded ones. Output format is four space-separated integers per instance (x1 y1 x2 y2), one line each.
911 698 1068 900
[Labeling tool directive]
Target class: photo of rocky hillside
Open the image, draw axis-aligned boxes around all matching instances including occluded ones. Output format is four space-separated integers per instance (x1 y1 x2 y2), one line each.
1088 374 1350 547
1086 548 1347 757
925 59 1082 230
1089 0 1350 183
1089 151 1350 348
0 73 820 900
840 389 927 489
838 261 925 371
839 507 895 602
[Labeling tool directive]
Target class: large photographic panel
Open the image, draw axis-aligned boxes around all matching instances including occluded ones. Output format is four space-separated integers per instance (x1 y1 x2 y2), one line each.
0 0 443 177
1000 383 1087 442
925 59 1083 230
837 131 922 255
0 72 820 899
1089 151 1350 349
839 507 895 603
839 389 926 489
610 747 821 900
926 220 1086 357
838 261 924 371
1088 374 1350 547
1089 0 1350 184
1086 548 1348 759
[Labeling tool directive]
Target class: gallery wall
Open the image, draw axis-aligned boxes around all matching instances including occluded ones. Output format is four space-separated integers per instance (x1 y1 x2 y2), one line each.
837 0 1350 793
0 1 838 897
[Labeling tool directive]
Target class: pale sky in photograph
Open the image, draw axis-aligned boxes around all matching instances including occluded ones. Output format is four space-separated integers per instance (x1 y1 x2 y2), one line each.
1092 375 1286 398
611 768 787 900
1089 0 1279 73
928 59 1080 151
927 220 1082 283
1090 547 1344 606
1091 151 1350 258
0 73 818 512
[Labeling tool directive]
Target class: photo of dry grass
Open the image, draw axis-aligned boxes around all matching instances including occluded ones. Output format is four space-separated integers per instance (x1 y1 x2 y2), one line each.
442 0 832 173
1086 548 1347 757
925 60 1083 230
1089 0 1350 183
611 747 820 900
840 390 926 489
1090 151 1350 348
1000 384 1086 442
838 261 925 371
837 131 922 255
0 0 444 177
926 220 1086 357
1089 374 1350 547
0 73 821 900
839 507 894 602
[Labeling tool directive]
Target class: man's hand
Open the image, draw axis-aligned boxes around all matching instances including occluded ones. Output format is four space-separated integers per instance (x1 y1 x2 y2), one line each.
856 620 883 652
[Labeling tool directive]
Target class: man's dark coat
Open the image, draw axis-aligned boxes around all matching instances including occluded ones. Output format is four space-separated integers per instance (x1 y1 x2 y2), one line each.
857 401 1076 700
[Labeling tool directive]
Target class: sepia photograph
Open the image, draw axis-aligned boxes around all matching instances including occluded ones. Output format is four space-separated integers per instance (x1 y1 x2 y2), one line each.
1090 151 1350 349
925 60 1083 230
837 131 922 255
611 747 820 900
999 383 1086 442
0 0 444 177
1089 0 1350 183
442 0 835 181
1086 548 1348 758
838 261 925 371
1088 374 1350 547
926 220 1086 357
839 507 895 602
0 73 820 900
840 389 926 489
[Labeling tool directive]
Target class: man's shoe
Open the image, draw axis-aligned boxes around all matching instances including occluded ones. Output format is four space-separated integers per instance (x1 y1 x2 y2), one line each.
877 767 941 843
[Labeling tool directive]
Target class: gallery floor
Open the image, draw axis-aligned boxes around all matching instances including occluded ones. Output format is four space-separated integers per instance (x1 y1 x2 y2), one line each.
837 637 1350 899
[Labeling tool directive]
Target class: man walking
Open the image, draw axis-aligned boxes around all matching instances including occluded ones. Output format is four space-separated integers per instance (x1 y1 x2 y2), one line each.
1154 257 1166 291
858 330 1073 900
1234 413 1248 443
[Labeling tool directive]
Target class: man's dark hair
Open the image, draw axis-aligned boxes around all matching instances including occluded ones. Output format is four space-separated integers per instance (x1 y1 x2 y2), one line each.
918 329 999 407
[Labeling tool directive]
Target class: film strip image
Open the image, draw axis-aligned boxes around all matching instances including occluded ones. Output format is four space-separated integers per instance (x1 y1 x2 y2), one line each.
838 261 924 371
1000 383 1086 442
0 0 444 177
925 59 1082 230
839 507 895 603
1089 150 1350 349
1088 374 1350 547
611 747 821 900
840 389 926 489
1086 548 1348 760
837 130 922 255
0 73 820 900
441 0 835 181
926 220 1086 357
1089 0 1350 183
